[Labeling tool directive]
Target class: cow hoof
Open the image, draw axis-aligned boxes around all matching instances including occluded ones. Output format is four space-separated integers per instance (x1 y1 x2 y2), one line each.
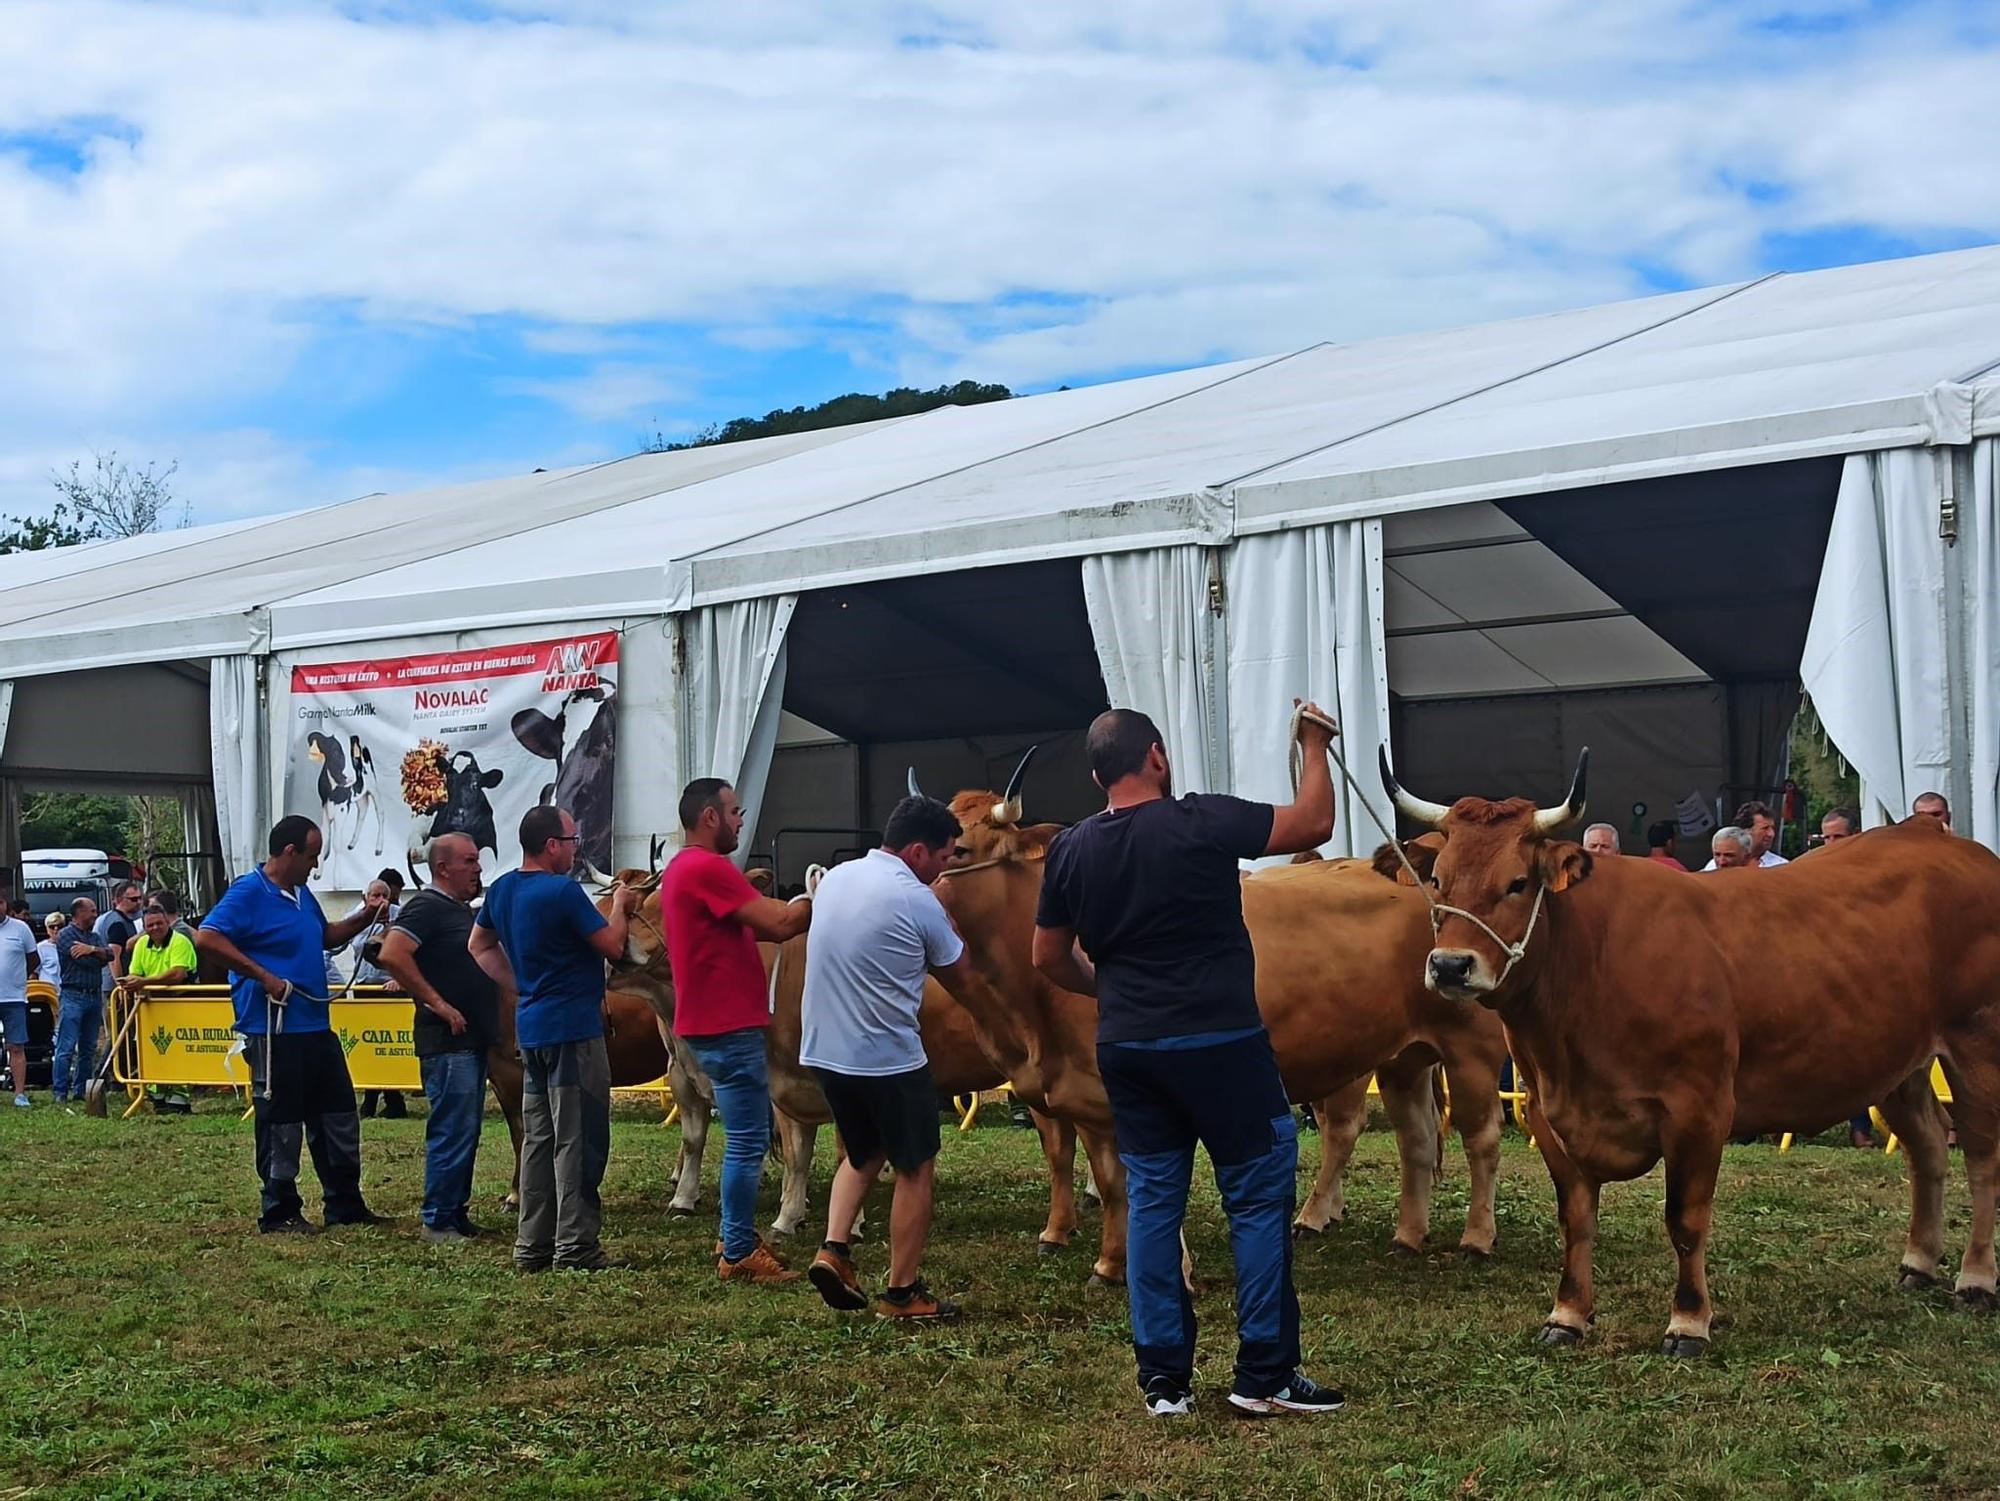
1292 1222 1325 1240
1896 1267 1938 1292
1955 1285 1998 1312
1086 1272 1121 1292
1457 1243 1495 1262
1660 1335 1710 1359
1036 1239 1067 1257
1535 1322 1583 1348
667 1204 696 1218
1390 1239 1423 1258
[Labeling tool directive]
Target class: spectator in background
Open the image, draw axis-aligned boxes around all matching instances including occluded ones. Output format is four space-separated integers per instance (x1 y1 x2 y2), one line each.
1913 791 1952 829
349 874 408 1121
1819 807 1861 845
1645 821 1683 870
37 913 62 992
129 901 198 1116
196 816 389 1234
1708 827 1755 871
375 834 498 1244
147 889 197 943
1702 802 1787 871
469 806 636 1273
1581 824 1621 859
96 880 143 1001
1 899 38 1108
52 897 113 1104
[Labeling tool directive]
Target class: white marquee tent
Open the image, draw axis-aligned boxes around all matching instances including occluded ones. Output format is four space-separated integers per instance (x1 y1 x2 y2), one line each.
3 243 1997 896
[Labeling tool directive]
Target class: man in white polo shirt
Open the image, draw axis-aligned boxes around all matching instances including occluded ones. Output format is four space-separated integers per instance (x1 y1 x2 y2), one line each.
801 794 982 1322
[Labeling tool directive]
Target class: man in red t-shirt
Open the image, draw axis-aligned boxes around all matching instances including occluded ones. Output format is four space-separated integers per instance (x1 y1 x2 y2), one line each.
662 777 815 1283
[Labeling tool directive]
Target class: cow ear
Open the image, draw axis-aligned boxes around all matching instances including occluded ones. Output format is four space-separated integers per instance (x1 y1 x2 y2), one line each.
1373 833 1441 885
1537 840 1593 892
510 708 561 761
481 768 505 788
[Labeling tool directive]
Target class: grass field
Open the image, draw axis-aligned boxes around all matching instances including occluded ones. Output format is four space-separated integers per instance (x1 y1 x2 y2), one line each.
2 1098 1996 1500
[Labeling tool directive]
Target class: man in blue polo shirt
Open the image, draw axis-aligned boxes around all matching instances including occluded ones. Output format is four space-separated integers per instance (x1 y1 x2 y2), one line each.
1033 704 1344 1420
470 804 634 1272
196 816 388 1235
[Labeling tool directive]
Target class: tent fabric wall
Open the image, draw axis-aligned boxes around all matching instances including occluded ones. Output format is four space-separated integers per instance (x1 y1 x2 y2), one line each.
1081 546 1225 793
209 655 267 883
1801 444 1999 842
0 679 14 892
1224 521 1393 857
677 594 798 867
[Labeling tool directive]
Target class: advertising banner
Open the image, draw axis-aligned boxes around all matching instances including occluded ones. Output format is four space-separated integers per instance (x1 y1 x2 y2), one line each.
283 631 618 892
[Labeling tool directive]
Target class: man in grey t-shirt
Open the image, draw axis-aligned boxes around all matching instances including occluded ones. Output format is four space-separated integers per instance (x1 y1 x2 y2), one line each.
801 796 982 1323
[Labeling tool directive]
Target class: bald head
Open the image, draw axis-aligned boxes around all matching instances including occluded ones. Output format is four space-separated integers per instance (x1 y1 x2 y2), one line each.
425 832 484 900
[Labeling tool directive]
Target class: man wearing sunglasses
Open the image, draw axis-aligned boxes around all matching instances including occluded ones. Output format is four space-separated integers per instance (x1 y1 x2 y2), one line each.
471 805 635 1273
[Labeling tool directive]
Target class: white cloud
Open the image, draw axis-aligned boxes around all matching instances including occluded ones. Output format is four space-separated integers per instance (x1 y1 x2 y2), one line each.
0 0 1995 519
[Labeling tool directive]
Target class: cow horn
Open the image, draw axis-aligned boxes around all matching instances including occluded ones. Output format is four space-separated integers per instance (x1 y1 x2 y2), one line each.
405 850 427 892
1379 745 1450 830
993 744 1038 825
1532 748 1590 835
578 859 616 891
907 767 924 799
649 833 666 874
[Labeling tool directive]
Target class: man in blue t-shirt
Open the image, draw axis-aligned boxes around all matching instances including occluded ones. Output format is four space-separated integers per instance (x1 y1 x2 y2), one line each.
197 816 388 1234
1032 704 1344 1420
470 804 634 1272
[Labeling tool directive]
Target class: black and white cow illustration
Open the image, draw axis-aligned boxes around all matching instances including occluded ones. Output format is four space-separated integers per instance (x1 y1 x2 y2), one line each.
429 751 505 856
511 685 616 870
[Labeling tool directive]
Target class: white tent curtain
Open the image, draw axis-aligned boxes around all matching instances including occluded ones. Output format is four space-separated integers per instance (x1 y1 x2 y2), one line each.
679 594 798 865
209 654 267 881
1081 546 1226 793
1225 521 1393 858
1802 441 1999 845
0 678 14 897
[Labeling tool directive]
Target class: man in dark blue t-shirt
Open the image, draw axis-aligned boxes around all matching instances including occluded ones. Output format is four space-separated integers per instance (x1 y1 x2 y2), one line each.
470 804 634 1272
197 816 389 1234
1033 704 1343 1419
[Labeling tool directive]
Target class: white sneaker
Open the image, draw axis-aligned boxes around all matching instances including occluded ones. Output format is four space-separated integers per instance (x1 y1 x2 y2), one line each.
1228 1372 1345 1417
12 1093 28 1109
1142 1377 1192 1417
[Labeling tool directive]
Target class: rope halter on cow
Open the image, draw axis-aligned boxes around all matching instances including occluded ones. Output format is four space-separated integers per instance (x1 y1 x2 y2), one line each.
1288 700 1585 990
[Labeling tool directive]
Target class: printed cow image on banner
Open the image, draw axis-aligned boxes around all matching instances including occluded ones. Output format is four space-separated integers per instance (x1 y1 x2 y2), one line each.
283 631 619 892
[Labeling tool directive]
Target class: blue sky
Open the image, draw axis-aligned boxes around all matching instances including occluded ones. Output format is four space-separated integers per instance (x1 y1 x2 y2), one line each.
1 0 1996 523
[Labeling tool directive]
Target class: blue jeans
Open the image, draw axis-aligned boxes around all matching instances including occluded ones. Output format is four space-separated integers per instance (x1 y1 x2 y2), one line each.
52 997 103 1100
420 1050 487 1229
685 1027 772 1262
1097 1028 1301 1398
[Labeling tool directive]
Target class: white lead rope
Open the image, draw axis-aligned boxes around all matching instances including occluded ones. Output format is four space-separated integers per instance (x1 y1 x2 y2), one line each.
1286 702 1550 988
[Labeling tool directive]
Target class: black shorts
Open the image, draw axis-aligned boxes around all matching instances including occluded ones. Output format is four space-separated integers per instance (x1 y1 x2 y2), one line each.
812 1063 941 1172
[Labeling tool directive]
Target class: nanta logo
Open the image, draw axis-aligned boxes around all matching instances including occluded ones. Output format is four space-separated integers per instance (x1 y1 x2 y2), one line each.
541 639 604 693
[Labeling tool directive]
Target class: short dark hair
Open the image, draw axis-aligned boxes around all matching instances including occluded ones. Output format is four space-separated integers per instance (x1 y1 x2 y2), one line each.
882 796 962 852
111 880 142 902
375 868 406 897
519 804 568 854
1087 708 1163 787
1732 800 1773 827
679 777 731 831
6 897 29 916
268 815 319 857
149 889 182 915
1823 806 1861 835
1913 790 1950 813
1646 820 1675 850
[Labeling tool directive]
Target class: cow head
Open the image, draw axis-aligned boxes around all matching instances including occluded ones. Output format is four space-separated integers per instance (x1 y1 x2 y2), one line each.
1378 746 1592 1005
513 687 617 870
430 752 505 853
912 749 1056 867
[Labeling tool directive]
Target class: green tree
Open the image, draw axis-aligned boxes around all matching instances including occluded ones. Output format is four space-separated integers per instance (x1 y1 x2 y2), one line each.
0 503 94 555
21 792 131 852
643 380 1012 452
48 450 184 537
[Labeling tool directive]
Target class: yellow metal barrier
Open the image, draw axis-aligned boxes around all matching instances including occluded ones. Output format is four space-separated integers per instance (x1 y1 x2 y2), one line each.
1776 1062 1951 1154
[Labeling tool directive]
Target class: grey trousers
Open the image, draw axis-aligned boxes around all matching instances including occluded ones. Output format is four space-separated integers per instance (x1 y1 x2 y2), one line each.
517 1036 612 1268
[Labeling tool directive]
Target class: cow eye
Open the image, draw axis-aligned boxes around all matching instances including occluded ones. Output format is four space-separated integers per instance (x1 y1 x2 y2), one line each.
1506 877 1528 896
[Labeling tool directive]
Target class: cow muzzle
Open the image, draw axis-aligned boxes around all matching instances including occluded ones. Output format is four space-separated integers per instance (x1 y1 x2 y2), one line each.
1426 948 1494 1002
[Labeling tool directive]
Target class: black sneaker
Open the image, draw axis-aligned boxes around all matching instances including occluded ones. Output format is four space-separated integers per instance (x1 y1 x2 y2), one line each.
259 1215 319 1236
1228 1372 1345 1417
874 1280 959 1321
453 1215 488 1238
1143 1376 1193 1417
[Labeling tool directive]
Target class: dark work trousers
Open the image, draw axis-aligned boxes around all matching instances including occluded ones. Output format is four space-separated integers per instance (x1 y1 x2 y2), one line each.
1096 1027 1301 1398
516 1036 612 1269
247 1030 368 1229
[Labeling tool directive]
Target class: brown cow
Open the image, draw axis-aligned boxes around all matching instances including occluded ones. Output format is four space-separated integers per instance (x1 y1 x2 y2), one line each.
934 790 1510 1261
1380 748 2000 1355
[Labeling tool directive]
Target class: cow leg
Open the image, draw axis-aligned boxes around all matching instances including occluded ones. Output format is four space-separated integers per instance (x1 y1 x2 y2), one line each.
486 1044 526 1211
1077 1124 1127 1286
1032 1111 1081 1254
1534 1103 1600 1346
667 1048 711 1217
1443 1053 1505 1258
1937 1049 1999 1306
1876 1063 1950 1289
769 1112 816 1239
1294 1077 1367 1236
1377 1055 1441 1255
1659 1125 1724 1357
